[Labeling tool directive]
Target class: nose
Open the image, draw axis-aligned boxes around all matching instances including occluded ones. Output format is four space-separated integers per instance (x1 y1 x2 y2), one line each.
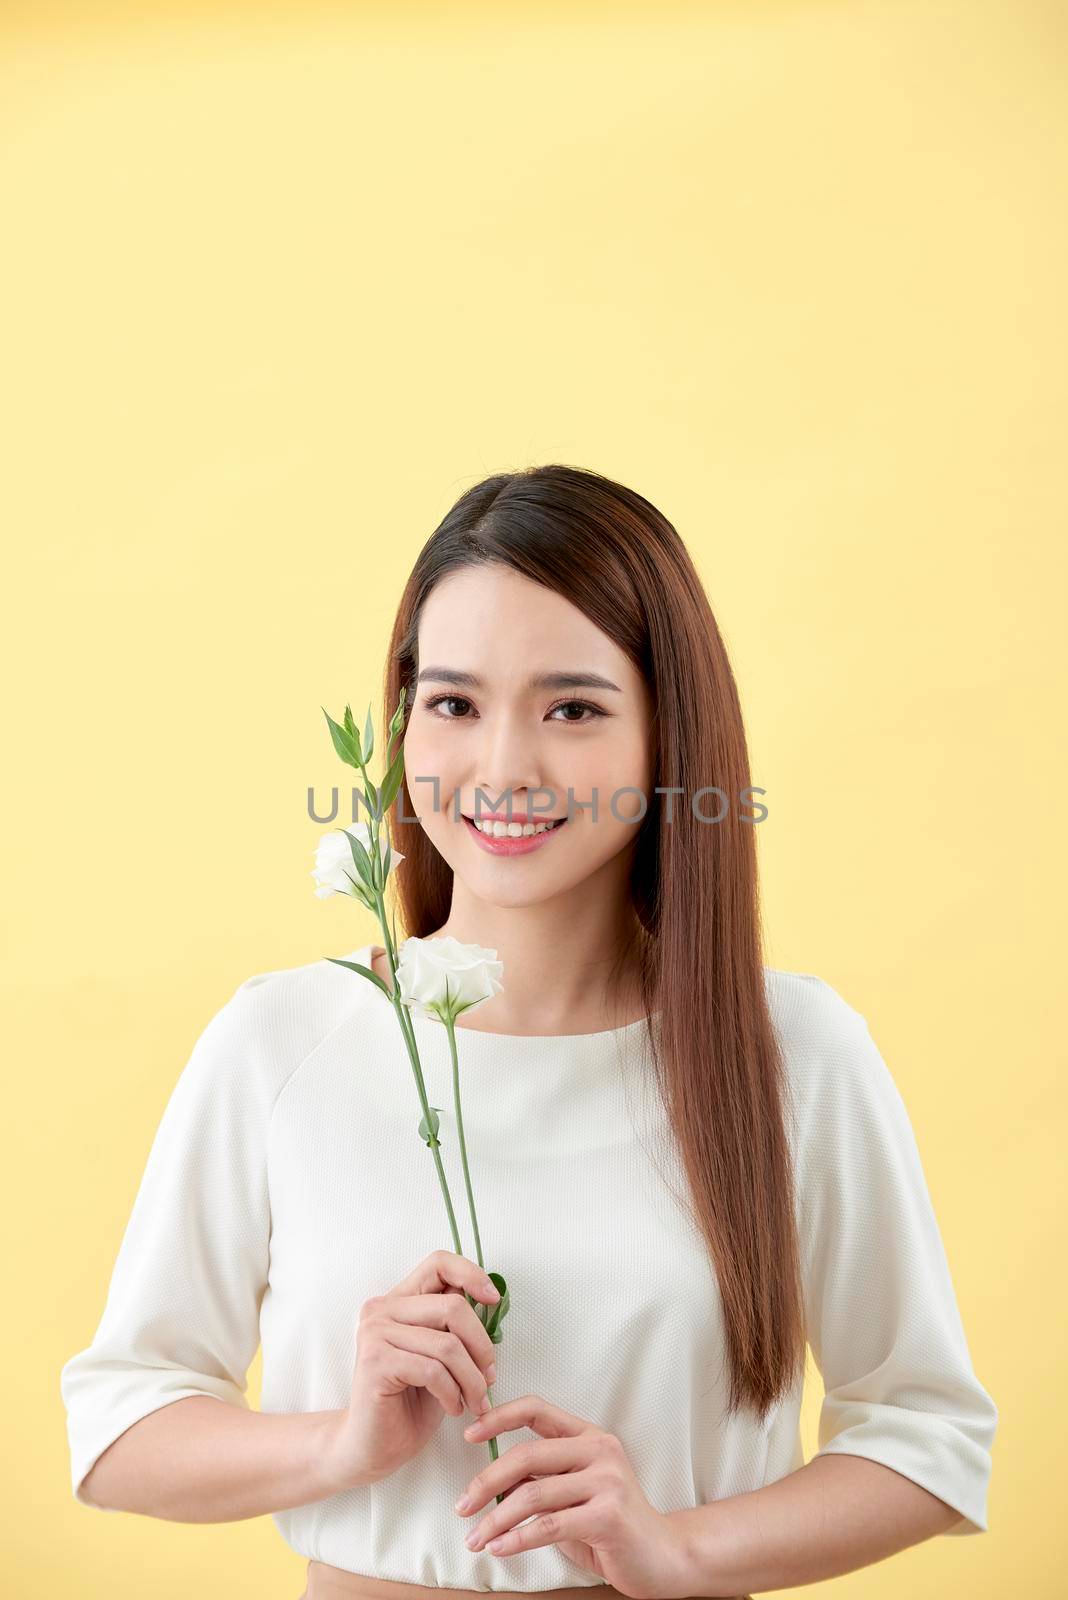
473 780 546 818
472 710 546 806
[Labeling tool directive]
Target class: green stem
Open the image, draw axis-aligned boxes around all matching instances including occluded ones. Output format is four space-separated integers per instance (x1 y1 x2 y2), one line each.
446 1017 485 1270
445 1015 501 1472
374 895 465 1254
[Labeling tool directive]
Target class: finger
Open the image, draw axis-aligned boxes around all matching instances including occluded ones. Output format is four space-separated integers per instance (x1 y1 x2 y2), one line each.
440 1291 499 1381
393 1249 500 1307
374 1341 463 1417
462 1471 590 1554
476 1504 591 1559
457 1436 592 1514
382 1322 492 1417
463 1393 595 1444
381 1291 497 1381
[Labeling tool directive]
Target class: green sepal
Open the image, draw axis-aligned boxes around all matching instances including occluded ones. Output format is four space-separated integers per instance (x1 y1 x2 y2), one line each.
388 684 408 736
340 871 374 911
418 1104 444 1147
363 702 375 766
481 1272 509 1341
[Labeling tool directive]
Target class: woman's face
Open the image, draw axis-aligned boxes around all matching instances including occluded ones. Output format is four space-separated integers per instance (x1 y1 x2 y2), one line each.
400 564 653 911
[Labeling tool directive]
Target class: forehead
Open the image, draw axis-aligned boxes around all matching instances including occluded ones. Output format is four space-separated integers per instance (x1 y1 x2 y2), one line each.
417 566 633 684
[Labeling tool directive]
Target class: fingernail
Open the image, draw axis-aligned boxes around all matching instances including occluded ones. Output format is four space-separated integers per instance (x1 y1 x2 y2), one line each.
454 1494 470 1512
478 1393 491 1413
486 1362 497 1383
465 1421 482 1436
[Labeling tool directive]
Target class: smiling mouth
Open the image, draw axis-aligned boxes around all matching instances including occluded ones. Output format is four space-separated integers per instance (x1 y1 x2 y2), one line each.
461 814 568 838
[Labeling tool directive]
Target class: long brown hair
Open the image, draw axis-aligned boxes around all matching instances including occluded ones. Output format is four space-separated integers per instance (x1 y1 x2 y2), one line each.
381 463 807 1419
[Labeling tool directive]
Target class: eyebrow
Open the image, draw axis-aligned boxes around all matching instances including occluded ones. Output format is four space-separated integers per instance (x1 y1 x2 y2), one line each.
416 666 622 693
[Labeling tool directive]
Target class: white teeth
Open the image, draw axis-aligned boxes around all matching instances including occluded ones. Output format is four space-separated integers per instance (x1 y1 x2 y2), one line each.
470 817 562 837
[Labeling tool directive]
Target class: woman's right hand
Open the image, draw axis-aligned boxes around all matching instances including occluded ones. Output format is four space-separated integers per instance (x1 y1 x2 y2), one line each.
329 1250 501 1487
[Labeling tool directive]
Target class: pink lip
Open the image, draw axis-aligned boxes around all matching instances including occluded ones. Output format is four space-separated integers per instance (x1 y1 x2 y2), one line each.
462 814 568 856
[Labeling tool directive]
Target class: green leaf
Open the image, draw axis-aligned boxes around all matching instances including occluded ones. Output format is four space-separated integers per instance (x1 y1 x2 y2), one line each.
363 702 375 766
325 956 391 996
482 1272 509 1341
344 829 376 891
323 707 361 769
418 1104 443 1147
378 741 406 815
343 704 356 738
364 776 380 821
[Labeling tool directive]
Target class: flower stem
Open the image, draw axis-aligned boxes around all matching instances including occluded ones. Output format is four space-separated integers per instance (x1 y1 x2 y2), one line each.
445 1016 501 1471
374 897 466 1254
446 1017 485 1270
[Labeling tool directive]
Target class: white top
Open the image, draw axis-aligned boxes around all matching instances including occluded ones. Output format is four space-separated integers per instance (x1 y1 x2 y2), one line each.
61 944 997 1587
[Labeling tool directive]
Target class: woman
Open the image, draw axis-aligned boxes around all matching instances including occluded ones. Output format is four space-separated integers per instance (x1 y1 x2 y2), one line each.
61 464 997 1598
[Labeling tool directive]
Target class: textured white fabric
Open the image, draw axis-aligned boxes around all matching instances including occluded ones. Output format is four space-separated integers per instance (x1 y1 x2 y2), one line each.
61 943 997 1585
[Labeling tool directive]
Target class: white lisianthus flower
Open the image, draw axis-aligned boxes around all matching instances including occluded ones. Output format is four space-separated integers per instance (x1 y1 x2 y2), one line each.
310 822 404 902
396 935 505 1025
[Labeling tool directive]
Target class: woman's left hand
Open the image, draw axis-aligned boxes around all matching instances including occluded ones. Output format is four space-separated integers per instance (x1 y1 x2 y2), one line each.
456 1393 692 1600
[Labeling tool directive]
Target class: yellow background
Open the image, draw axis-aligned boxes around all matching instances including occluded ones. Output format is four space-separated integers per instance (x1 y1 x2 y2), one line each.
3 1 1062 1593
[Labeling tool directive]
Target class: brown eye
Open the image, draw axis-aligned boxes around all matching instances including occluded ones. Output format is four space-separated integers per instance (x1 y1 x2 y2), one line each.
424 694 474 719
548 700 606 724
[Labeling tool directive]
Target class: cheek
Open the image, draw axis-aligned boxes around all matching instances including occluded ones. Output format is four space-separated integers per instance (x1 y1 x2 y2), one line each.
534 815 640 899
400 729 461 824
565 738 650 826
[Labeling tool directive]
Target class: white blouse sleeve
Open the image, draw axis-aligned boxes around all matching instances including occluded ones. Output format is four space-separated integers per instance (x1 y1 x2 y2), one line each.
794 982 998 1535
60 978 272 1509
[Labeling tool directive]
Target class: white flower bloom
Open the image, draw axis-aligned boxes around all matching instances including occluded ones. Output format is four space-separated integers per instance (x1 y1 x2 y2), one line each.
396 935 505 1025
311 822 404 900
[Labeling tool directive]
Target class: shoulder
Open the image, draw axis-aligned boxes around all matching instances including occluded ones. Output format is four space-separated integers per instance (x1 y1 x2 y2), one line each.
762 966 868 1054
180 949 377 1112
230 945 375 1020
761 966 895 1137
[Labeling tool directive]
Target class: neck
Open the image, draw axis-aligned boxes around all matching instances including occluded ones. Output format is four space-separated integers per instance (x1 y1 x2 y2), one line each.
424 900 648 1035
